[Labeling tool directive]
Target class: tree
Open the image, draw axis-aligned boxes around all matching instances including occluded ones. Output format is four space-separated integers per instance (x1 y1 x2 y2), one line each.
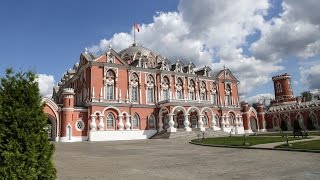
0 68 56 179
301 91 312 102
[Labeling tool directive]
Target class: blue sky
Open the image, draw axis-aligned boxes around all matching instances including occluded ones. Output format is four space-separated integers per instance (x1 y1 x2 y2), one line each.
0 0 319 101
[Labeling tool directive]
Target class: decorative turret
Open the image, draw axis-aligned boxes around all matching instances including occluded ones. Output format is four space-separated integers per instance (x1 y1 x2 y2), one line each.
60 88 75 141
271 73 296 105
272 73 294 100
62 88 75 108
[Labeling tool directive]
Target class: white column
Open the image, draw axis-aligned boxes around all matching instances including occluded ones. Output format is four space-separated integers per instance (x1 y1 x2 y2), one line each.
118 115 124 130
234 117 239 134
221 116 225 131
125 115 131 130
158 115 163 132
99 87 103 102
98 114 105 131
184 114 191 131
225 116 230 127
167 113 177 132
90 114 97 131
91 86 95 99
198 115 205 131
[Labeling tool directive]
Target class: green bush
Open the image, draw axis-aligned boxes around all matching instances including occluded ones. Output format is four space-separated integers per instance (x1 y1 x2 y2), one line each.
0 69 56 179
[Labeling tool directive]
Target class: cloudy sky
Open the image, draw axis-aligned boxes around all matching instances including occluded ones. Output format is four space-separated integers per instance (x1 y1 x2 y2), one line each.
0 0 319 102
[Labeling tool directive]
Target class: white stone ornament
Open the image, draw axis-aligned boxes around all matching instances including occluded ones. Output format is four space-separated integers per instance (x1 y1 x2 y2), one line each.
184 115 191 131
90 115 97 131
125 116 131 130
118 116 124 130
198 116 205 131
98 115 104 131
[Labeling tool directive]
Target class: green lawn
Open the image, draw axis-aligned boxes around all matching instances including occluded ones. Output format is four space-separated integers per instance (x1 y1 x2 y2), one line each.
251 131 320 137
275 140 320 150
192 136 301 146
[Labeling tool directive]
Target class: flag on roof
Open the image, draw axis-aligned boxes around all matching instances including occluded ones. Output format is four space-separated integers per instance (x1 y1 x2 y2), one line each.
134 23 140 32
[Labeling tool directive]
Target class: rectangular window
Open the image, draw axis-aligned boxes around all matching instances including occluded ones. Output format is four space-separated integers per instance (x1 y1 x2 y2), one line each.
132 86 138 102
107 119 113 127
147 88 154 103
200 93 206 100
225 95 230 106
163 89 169 100
177 91 182 99
189 92 194 100
106 84 114 100
211 94 216 104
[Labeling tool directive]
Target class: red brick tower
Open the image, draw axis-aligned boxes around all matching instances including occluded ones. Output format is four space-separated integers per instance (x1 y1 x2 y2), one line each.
241 101 249 131
256 102 266 131
61 88 75 141
271 73 295 104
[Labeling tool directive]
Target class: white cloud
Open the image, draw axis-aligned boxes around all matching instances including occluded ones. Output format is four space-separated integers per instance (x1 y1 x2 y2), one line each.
251 0 320 61
300 64 320 90
37 74 55 98
246 93 274 105
89 0 320 97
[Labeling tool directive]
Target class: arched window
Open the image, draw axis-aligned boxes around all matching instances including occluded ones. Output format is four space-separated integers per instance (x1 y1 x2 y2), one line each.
148 114 156 129
105 70 115 100
228 114 235 126
276 82 282 93
131 73 139 102
203 116 208 126
176 78 183 99
132 114 140 128
67 124 72 140
162 76 170 100
211 82 217 105
189 80 195 100
164 114 169 128
178 115 184 128
191 115 197 128
106 113 115 128
200 81 207 100
225 84 231 106
146 75 154 103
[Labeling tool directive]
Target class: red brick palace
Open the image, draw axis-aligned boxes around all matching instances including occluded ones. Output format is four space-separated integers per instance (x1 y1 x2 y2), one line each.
43 43 266 142
265 73 320 131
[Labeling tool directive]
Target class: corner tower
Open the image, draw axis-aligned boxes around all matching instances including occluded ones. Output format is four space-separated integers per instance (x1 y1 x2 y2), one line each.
272 73 294 103
60 88 75 142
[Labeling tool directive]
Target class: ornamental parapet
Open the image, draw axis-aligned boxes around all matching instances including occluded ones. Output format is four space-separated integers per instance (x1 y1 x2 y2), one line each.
62 88 75 95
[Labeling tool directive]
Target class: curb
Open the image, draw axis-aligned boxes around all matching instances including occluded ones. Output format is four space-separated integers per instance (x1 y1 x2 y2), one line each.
189 141 320 153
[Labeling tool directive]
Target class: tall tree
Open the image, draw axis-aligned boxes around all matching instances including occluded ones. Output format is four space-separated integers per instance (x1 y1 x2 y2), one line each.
0 68 56 179
301 91 313 101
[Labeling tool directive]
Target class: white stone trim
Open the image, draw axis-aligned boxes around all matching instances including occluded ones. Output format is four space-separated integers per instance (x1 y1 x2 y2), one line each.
88 130 157 141
60 136 88 142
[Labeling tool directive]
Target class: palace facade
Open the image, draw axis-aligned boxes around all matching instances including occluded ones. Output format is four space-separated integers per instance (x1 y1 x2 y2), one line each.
43 43 266 142
265 73 320 131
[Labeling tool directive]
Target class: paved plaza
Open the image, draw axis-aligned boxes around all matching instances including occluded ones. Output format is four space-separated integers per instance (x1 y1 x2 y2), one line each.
54 138 320 180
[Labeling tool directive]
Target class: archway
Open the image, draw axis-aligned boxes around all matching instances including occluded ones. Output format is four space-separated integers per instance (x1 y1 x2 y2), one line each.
42 98 60 142
45 114 57 141
250 117 258 132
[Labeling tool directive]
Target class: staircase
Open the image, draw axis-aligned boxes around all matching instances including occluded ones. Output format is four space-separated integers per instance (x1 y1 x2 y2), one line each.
151 128 230 139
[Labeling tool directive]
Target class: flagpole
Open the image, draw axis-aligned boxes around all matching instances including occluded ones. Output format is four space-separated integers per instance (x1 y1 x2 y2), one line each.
133 22 136 45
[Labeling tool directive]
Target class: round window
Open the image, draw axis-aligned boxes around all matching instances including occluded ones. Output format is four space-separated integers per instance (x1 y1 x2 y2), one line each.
75 120 85 131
